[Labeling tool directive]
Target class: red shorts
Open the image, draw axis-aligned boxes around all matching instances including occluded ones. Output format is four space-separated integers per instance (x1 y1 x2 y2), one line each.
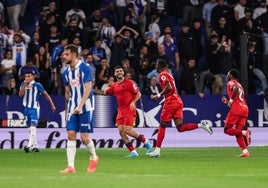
116 110 136 126
161 95 183 122
225 113 248 130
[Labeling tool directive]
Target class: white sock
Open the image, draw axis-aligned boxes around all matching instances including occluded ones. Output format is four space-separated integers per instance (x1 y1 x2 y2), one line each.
85 140 97 160
242 149 248 154
155 147 161 153
27 127 36 148
67 140 76 168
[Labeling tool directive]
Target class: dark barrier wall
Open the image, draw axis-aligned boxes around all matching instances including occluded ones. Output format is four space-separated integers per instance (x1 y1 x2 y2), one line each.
0 94 267 128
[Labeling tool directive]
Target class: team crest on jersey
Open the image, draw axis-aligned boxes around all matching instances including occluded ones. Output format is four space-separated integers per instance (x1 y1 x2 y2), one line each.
70 78 80 87
160 75 166 81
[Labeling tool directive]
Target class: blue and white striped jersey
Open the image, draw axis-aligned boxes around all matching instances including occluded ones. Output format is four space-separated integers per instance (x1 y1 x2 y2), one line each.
20 80 45 108
63 59 94 114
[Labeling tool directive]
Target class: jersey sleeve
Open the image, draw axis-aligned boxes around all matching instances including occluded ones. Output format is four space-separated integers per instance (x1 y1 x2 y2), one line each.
82 64 93 83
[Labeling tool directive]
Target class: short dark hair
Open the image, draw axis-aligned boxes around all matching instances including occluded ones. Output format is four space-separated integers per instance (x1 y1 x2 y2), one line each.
157 59 168 67
114 65 123 71
64 44 78 55
229 69 239 79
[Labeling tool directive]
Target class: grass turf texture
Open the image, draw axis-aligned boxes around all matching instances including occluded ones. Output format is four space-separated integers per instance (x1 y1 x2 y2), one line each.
0 147 268 188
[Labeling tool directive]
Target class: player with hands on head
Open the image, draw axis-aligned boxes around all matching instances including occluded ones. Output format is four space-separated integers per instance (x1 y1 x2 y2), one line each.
221 69 251 157
19 71 56 153
60 44 98 174
147 59 213 158
103 66 152 157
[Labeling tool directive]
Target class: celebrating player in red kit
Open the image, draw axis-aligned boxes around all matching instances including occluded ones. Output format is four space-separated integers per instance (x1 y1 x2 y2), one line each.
221 69 251 157
104 66 152 157
147 59 213 157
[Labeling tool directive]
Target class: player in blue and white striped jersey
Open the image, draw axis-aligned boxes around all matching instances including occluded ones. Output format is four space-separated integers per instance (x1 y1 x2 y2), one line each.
60 44 98 174
19 71 56 152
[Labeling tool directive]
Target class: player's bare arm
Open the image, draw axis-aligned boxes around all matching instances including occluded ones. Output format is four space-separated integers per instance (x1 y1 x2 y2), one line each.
130 91 141 110
44 92 56 112
228 85 239 107
152 81 171 100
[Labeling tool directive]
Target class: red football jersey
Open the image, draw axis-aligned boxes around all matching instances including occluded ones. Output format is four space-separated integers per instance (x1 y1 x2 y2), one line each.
106 78 139 113
158 70 177 98
227 79 248 116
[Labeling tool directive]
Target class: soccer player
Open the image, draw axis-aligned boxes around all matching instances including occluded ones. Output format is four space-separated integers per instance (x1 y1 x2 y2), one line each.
60 44 98 173
19 71 56 152
221 69 251 157
104 66 152 157
147 59 213 157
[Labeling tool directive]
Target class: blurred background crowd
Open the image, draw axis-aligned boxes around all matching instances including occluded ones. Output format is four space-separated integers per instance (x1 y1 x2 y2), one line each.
0 0 267 98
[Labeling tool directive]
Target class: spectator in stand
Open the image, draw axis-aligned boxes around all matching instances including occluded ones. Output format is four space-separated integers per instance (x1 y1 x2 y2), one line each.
100 75 115 92
0 50 16 88
143 75 161 99
247 38 267 94
46 1 62 32
34 46 52 93
139 31 158 63
39 13 56 46
87 8 103 44
256 5 268 72
72 36 82 54
100 0 117 27
63 19 82 45
97 16 116 47
5 77 18 95
122 58 137 82
217 39 233 95
109 32 129 73
115 0 127 26
179 58 199 95
51 38 68 69
4 0 22 32
252 0 267 20
162 32 180 91
8 31 31 83
176 23 197 68
202 0 217 37
234 0 247 22
65 2 87 30
158 25 174 45
27 32 41 58
148 14 161 43
89 38 107 73
205 34 223 94
95 58 110 90
132 45 152 92
190 18 205 66
45 24 61 55
118 25 139 62
182 0 200 24
211 0 233 29
18 57 40 82
213 16 233 45
132 0 148 39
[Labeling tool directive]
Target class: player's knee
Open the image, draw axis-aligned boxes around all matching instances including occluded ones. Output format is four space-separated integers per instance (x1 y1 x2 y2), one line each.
176 124 183 132
224 127 230 135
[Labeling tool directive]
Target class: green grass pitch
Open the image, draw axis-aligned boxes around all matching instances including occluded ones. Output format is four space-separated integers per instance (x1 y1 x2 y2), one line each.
0 147 268 188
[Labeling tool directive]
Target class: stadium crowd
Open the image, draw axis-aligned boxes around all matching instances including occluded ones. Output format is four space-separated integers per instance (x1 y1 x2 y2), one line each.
0 0 267 96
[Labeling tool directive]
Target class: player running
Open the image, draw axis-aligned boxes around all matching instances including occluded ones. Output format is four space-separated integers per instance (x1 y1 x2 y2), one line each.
147 59 213 157
221 69 251 157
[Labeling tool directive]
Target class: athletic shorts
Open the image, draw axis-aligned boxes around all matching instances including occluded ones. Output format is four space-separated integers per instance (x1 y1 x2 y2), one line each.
66 111 93 133
225 113 248 130
116 111 136 126
161 95 183 122
24 107 39 127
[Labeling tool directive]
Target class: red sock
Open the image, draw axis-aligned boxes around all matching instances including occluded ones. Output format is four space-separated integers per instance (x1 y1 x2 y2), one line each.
138 134 146 143
236 135 247 150
156 126 166 148
125 142 135 152
176 123 198 132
